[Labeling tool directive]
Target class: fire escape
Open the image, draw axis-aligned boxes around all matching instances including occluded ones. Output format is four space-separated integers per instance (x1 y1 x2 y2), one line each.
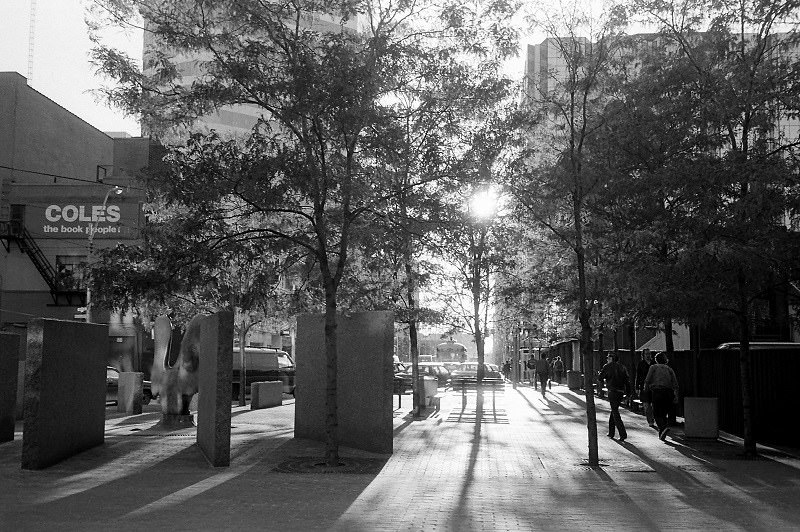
0 220 86 306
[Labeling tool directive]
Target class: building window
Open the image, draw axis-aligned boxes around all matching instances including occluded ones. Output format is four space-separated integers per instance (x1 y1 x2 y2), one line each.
55 255 87 290
10 204 25 223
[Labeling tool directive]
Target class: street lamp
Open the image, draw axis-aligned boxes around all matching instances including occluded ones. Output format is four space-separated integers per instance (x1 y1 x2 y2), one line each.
468 183 498 383
85 185 123 323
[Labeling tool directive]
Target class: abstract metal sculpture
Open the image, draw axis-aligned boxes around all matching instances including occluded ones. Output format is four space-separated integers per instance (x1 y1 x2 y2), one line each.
152 314 206 415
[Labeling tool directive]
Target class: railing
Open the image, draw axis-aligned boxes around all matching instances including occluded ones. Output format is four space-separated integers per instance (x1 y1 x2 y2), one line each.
0 220 85 305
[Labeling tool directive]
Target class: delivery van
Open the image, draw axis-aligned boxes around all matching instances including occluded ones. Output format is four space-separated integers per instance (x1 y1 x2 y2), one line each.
232 346 296 396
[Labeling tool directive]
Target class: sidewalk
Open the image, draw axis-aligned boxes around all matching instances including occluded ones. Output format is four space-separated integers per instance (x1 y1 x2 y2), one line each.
2 382 799 531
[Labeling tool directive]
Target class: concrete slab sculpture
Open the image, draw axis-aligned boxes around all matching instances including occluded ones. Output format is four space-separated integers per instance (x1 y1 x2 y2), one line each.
294 311 394 454
22 319 107 469
195 311 233 466
0 332 20 443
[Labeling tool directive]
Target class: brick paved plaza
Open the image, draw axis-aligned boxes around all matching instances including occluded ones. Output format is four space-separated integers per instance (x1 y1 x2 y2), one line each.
2 382 799 531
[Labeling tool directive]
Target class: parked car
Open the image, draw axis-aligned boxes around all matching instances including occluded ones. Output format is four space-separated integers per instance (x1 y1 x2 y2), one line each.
394 362 414 392
106 366 153 405
418 362 452 386
716 342 800 350
443 361 463 371
232 346 296 396
450 362 504 381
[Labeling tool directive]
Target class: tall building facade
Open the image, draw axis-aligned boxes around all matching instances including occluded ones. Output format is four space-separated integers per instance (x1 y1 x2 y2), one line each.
142 11 363 136
0 71 156 371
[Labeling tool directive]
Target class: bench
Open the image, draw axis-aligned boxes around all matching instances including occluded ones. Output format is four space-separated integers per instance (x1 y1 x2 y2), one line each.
393 377 410 407
451 377 505 409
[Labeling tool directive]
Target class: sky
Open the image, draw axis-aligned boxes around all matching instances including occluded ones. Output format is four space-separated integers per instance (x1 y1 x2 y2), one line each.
0 0 143 136
0 1 547 138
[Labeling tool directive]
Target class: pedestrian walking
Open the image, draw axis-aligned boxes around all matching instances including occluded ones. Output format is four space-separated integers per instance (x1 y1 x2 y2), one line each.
534 353 550 397
502 359 511 381
527 355 537 387
553 356 564 384
636 349 655 428
598 353 631 441
643 352 679 441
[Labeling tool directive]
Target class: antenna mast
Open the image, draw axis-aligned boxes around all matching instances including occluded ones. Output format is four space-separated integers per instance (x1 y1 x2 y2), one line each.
27 0 37 81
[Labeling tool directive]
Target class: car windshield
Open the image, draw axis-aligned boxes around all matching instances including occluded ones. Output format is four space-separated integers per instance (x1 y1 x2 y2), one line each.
277 354 294 368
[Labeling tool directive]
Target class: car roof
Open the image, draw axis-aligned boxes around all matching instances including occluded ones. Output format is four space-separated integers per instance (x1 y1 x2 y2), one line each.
716 342 800 349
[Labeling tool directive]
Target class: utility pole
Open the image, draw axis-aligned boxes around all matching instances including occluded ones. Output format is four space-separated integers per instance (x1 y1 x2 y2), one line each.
85 186 122 323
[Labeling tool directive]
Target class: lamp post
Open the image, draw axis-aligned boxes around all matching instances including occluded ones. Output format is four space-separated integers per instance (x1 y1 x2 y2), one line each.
468 183 498 383
85 186 123 323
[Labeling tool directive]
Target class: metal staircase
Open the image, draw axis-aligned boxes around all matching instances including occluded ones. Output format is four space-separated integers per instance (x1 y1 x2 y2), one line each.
0 220 85 305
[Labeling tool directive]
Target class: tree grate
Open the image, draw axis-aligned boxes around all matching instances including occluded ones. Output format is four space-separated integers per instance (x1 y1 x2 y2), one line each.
272 456 388 474
677 464 725 472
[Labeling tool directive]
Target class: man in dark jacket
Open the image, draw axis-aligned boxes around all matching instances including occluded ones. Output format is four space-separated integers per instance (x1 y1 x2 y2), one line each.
598 353 631 441
534 354 549 397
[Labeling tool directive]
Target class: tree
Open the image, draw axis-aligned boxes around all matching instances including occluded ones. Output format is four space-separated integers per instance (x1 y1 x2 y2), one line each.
508 0 628 466
90 0 428 465
613 0 800 455
89 0 521 463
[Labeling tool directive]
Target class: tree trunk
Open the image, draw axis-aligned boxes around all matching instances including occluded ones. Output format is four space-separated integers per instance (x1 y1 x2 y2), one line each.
691 322 700 397
628 320 636 357
737 271 757 456
238 327 247 407
573 166 598 465
405 256 422 417
575 228 598 465
580 307 598 466
324 281 340 466
474 279 485 383
664 315 674 353
473 232 486 383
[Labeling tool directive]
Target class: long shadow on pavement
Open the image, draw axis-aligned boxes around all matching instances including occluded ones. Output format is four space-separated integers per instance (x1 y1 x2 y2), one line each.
618 435 800 529
447 387 485 531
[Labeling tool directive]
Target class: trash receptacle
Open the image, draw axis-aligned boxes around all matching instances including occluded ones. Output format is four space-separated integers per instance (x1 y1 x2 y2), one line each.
419 376 437 405
567 370 582 390
683 397 718 439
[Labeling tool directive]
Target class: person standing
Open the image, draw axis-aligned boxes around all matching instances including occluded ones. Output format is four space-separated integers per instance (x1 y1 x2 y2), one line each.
644 352 679 441
598 353 631 441
534 353 550 397
636 349 656 428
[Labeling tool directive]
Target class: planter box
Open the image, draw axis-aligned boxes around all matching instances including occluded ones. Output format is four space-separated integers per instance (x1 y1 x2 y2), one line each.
684 397 719 439
251 381 282 409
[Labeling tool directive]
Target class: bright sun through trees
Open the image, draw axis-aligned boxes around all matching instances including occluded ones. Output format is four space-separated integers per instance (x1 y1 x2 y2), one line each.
469 187 499 220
